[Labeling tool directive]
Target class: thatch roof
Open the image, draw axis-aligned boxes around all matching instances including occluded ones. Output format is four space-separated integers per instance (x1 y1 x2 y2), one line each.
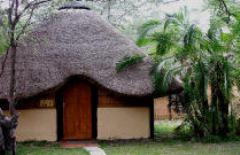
0 9 156 99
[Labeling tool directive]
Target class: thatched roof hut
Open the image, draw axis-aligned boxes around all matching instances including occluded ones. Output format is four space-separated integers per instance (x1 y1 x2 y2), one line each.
0 8 156 100
0 3 183 141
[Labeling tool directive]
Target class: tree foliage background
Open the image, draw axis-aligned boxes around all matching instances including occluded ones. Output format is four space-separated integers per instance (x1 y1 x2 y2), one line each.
116 0 240 137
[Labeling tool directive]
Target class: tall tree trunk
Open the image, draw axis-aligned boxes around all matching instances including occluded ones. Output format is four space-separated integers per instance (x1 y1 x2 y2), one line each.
215 62 229 136
0 43 19 155
168 95 173 120
1 0 51 154
210 89 218 135
9 45 17 116
218 89 229 136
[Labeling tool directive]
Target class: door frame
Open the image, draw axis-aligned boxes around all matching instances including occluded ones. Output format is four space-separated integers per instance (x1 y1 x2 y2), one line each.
56 77 98 141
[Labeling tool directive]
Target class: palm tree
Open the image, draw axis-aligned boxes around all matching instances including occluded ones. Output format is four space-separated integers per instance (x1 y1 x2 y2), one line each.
125 7 240 137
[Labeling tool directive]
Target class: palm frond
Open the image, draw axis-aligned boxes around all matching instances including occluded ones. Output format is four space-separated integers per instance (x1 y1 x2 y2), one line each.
163 17 179 32
116 54 145 72
152 57 181 95
136 19 161 46
182 24 203 57
183 24 199 47
152 32 173 56
193 60 209 110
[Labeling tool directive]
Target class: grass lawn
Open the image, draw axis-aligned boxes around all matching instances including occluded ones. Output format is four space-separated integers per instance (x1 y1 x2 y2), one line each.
101 120 240 155
17 142 89 155
101 140 240 155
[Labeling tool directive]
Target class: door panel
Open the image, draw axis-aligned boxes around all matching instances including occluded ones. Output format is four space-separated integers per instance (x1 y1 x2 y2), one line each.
63 80 92 140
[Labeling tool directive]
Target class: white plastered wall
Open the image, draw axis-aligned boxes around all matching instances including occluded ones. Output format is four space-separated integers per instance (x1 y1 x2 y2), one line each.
97 107 150 140
16 109 57 141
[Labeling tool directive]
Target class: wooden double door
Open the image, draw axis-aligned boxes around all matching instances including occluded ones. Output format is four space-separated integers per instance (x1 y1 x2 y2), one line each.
63 80 93 140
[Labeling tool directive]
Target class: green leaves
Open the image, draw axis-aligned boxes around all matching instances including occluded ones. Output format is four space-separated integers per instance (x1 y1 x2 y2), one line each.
134 2 240 137
115 1 240 137
136 19 161 46
152 32 173 56
183 25 202 56
152 64 173 95
116 54 145 72
0 30 9 54
0 15 9 54
151 56 182 95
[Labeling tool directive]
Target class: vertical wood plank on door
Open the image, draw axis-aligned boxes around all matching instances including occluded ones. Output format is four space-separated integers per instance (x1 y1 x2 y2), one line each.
63 80 92 140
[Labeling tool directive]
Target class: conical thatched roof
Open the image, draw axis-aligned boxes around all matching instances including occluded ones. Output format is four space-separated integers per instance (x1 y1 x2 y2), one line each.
0 8 155 99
